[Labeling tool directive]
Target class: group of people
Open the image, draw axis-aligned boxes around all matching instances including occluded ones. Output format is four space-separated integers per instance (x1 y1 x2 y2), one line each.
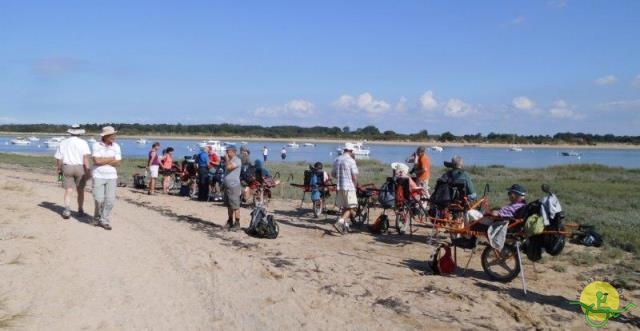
55 123 528 240
55 124 121 230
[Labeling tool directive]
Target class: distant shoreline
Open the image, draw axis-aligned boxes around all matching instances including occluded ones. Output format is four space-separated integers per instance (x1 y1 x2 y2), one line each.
2 131 639 150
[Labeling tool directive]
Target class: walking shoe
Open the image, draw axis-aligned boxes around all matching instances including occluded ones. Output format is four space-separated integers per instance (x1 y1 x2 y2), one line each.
99 223 112 231
62 208 71 219
332 221 345 235
225 220 234 231
343 222 351 233
231 220 240 231
77 209 88 218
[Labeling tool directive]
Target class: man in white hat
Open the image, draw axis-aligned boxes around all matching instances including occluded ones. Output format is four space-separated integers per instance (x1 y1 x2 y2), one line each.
331 143 359 234
54 124 91 219
91 126 122 230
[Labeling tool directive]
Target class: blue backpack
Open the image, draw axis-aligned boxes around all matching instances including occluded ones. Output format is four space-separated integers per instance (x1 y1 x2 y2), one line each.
308 170 324 202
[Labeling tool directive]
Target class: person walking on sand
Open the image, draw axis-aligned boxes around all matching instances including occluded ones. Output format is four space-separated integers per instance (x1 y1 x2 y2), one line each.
223 145 243 231
92 126 122 230
54 124 92 219
331 143 359 234
146 142 161 195
263 146 269 163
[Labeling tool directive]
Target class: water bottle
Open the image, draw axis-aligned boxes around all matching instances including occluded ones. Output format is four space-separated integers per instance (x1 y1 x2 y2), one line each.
58 171 64 182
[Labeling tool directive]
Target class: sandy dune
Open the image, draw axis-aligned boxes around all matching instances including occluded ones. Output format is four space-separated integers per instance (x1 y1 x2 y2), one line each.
0 167 638 330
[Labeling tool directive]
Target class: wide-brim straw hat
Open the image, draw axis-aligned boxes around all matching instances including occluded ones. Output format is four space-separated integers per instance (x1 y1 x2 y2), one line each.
99 126 117 137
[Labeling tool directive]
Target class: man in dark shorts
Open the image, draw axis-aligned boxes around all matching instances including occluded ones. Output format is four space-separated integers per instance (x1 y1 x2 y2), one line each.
54 124 91 219
223 145 243 230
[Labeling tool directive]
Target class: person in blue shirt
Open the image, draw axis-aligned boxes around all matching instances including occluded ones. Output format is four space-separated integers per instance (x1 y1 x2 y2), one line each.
196 146 210 201
254 159 270 179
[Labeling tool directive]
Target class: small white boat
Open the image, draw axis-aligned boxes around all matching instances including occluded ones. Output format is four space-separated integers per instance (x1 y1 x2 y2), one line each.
303 143 315 147
561 151 581 157
199 140 226 152
509 145 523 152
44 136 65 148
287 142 299 148
10 137 31 145
223 141 236 147
28 136 40 142
240 141 248 145
336 142 370 156
430 146 444 152
136 138 147 144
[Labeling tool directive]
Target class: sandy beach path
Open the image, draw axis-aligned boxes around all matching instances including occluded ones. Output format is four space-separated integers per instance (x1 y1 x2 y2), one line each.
0 167 637 330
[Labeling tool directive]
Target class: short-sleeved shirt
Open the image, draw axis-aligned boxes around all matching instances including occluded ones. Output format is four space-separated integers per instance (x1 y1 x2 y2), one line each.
416 153 431 182
54 137 91 166
148 150 160 165
92 142 122 179
263 148 268 156
444 169 476 198
208 153 220 167
331 154 359 191
223 156 242 188
197 151 209 167
498 201 527 218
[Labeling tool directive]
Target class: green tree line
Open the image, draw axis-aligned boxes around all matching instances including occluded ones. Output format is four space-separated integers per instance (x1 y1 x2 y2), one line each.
1 123 638 144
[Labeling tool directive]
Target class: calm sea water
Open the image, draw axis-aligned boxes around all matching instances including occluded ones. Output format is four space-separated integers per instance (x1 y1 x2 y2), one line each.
2 135 639 169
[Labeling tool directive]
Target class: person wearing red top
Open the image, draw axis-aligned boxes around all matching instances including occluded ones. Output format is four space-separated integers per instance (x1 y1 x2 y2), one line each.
207 146 221 193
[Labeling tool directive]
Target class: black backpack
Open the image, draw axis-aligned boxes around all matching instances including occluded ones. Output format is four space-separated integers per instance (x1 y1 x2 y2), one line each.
247 206 279 239
133 174 147 189
240 165 257 185
378 177 396 209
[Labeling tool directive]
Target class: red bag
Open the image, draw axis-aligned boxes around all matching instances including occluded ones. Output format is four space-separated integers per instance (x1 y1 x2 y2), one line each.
431 244 456 274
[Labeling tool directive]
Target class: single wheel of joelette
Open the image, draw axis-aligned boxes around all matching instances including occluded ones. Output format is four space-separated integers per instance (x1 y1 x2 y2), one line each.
312 200 322 218
480 243 521 282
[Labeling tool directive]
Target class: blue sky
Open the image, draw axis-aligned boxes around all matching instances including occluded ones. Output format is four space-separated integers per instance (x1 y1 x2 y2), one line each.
1 1 639 135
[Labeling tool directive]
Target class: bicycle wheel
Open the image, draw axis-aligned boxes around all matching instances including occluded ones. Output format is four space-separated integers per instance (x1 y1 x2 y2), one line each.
481 243 521 282
312 200 322 218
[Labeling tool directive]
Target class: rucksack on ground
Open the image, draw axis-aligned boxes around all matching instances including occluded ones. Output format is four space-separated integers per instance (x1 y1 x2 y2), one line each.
133 174 146 189
369 214 389 234
247 206 279 239
378 177 396 209
429 243 456 275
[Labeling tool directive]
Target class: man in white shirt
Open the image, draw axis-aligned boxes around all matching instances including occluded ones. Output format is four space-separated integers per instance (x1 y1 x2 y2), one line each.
92 126 122 230
54 124 91 219
263 146 268 163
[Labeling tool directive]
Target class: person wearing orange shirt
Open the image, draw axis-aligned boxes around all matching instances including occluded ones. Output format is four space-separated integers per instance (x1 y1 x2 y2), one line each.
414 146 431 195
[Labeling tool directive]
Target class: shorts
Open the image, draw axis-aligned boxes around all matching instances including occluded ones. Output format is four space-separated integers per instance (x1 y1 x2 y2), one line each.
336 190 358 209
224 185 242 209
62 164 88 189
149 165 159 178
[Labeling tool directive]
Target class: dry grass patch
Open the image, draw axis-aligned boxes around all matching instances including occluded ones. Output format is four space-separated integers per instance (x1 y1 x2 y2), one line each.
0 296 26 329
0 181 32 194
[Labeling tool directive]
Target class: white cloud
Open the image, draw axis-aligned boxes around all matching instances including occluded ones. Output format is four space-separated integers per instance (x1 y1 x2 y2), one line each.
549 99 581 119
332 92 391 115
597 99 640 111
32 57 88 75
547 0 567 8
254 99 315 118
632 74 640 88
419 90 438 110
444 99 475 117
510 16 526 25
0 116 17 123
594 75 617 86
395 96 408 112
512 96 535 110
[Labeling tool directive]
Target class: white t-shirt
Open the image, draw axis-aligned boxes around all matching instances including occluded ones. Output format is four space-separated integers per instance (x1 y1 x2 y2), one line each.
92 142 122 179
54 136 91 166
263 148 268 156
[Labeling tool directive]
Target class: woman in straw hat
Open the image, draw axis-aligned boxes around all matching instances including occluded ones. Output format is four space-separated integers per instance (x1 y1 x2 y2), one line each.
91 126 122 230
